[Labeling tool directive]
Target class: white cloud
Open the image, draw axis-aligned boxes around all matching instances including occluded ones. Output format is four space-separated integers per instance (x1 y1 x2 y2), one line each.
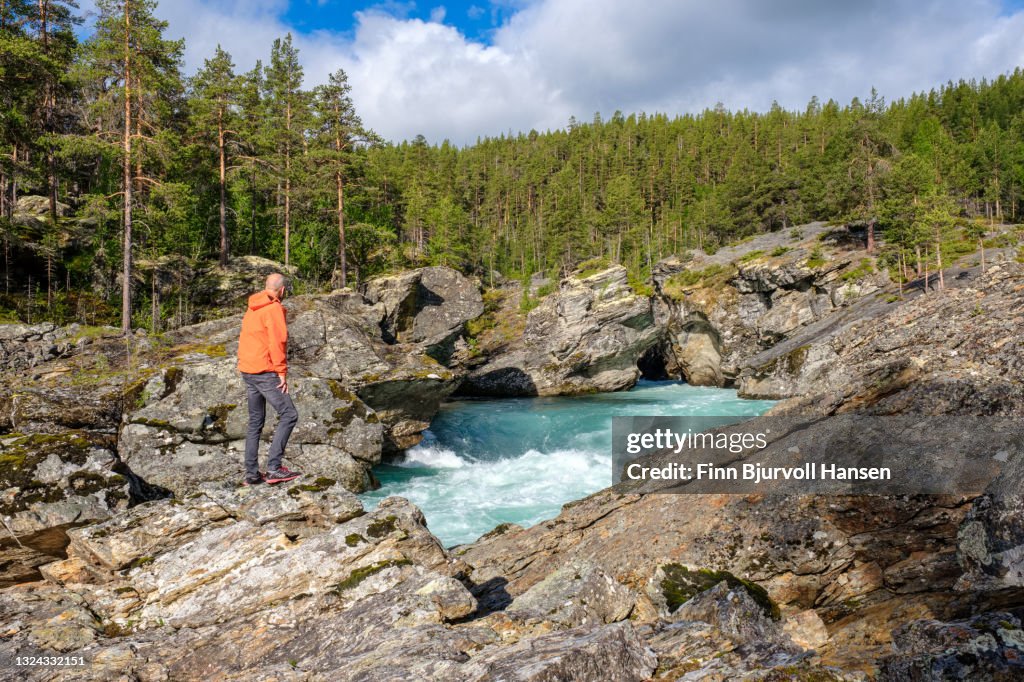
127 0 1024 145
493 0 1024 117
335 12 567 143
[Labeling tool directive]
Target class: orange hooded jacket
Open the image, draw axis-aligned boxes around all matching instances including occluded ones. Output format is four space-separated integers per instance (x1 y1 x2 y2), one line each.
237 291 288 375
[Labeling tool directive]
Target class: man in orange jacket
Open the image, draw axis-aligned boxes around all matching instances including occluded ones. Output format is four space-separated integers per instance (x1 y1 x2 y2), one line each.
238 273 301 485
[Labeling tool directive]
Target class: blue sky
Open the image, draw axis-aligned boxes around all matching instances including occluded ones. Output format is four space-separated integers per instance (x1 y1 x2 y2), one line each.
280 1 524 42
79 1 1024 145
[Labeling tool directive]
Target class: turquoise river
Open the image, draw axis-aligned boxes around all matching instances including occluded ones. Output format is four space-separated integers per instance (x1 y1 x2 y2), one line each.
361 380 775 547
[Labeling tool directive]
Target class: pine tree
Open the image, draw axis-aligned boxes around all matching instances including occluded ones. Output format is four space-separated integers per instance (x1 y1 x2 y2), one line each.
83 0 183 333
33 0 80 225
0 0 43 223
235 61 268 256
191 45 238 265
311 68 368 287
264 34 305 267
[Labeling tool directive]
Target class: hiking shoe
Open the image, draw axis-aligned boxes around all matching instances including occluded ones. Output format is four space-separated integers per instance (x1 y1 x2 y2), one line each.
264 467 301 484
242 473 265 486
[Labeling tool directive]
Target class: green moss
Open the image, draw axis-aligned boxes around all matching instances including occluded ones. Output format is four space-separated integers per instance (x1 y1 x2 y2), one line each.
163 366 183 390
345 533 366 547
575 257 611 279
480 522 516 540
627 272 655 297
738 249 764 263
101 620 134 638
207 404 237 431
67 471 112 495
132 417 174 429
662 264 733 300
123 370 159 409
7 432 91 451
327 379 357 402
170 342 226 358
332 404 356 425
805 246 827 269
785 345 810 375
1 432 98 509
770 246 791 257
365 514 399 539
466 314 497 338
465 290 505 347
534 283 555 298
5 478 64 510
70 325 119 343
840 257 875 282
0 451 28 467
331 558 412 593
286 477 337 497
127 556 154 570
659 564 780 620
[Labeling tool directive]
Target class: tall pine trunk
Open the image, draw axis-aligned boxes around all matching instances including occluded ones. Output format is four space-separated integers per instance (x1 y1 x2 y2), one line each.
283 93 291 267
121 2 133 334
7 146 17 222
39 0 59 226
336 169 345 287
334 115 346 288
218 110 228 266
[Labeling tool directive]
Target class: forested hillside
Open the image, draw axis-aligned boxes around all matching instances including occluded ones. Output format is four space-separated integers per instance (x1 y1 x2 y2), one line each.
2 0 1023 331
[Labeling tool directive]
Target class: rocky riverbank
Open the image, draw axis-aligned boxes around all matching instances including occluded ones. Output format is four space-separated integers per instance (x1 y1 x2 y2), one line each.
2 225 1024 679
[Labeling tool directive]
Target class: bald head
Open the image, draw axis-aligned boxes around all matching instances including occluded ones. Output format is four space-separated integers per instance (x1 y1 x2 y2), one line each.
265 273 287 297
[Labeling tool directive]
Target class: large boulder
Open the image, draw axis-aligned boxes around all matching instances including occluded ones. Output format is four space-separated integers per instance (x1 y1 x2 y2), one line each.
0 322 79 372
462 265 661 396
649 223 892 390
0 267 481 502
878 612 1024 680
360 266 484 364
0 489 491 680
0 431 131 587
758 262 1024 412
506 558 638 628
459 622 658 681
188 255 299 312
119 358 382 494
957 449 1024 592
114 276 482 492
458 483 979 670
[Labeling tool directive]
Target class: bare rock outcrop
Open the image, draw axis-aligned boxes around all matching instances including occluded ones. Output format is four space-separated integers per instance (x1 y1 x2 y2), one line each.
650 222 888 390
0 266 484 593
462 265 661 396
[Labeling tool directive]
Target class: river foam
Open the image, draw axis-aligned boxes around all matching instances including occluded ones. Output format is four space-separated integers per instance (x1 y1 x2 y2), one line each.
361 381 774 547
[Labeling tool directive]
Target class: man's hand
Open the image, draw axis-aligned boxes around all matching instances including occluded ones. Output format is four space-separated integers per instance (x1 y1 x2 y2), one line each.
276 373 289 394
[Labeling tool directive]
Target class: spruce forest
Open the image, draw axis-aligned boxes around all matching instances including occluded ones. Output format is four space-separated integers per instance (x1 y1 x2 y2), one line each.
2 0 1024 332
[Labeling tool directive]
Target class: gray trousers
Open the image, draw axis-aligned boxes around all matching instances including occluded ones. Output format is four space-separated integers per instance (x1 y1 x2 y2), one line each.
241 372 299 478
